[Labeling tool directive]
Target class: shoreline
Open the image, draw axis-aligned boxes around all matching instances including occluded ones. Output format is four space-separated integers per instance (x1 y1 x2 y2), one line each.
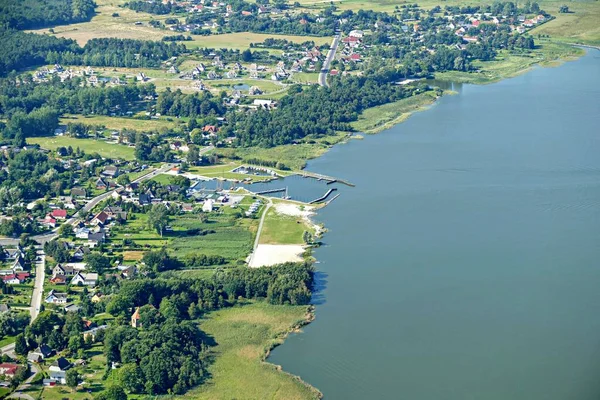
264 305 323 399
266 43 594 399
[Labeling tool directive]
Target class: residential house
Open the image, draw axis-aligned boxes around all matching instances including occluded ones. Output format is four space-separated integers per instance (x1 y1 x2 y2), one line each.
0 363 20 378
92 211 109 226
40 215 57 228
2 273 29 285
75 227 91 239
104 206 127 221
202 199 214 212
71 272 99 287
131 307 141 328
101 166 120 178
51 209 68 220
82 325 107 341
91 293 103 303
71 188 87 198
64 304 81 313
49 357 71 384
53 264 76 277
0 304 10 313
49 275 67 285
45 290 68 304
72 246 90 260
96 178 108 190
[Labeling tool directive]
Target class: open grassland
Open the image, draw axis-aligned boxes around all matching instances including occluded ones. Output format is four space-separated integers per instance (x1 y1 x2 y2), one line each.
183 302 320 400
218 132 349 170
259 208 310 245
61 114 181 131
27 0 172 44
351 91 438 134
28 136 136 160
436 41 585 84
188 162 292 181
208 78 285 94
184 32 330 50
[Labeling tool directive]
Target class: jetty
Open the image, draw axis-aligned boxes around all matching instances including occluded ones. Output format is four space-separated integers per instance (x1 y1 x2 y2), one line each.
255 188 287 195
309 188 338 204
298 171 355 187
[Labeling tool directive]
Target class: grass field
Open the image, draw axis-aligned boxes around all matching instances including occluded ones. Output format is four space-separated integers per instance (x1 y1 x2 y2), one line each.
183 302 320 400
61 114 180 131
28 136 136 160
259 208 310 245
351 91 438 134
217 131 349 170
184 32 330 51
111 211 256 261
187 162 291 182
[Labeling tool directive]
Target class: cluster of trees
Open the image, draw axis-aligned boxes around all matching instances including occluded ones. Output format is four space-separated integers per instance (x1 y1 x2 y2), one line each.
0 311 29 341
48 38 187 68
0 0 95 30
125 0 181 15
106 262 314 319
183 253 226 268
234 74 410 147
0 31 184 76
155 89 226 118
0 28 80 77
0 149 68 200
15 311 98 358
250 38 317 50
104 318 207 395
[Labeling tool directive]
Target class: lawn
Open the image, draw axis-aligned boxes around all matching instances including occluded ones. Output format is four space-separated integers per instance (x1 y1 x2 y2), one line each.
351 92 438 134
28 136 136 161
60 114 180 131
259 208 309 245
183 302 320 400
187 162 291 182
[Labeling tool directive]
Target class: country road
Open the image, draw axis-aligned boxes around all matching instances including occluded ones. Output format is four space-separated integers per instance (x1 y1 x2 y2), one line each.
29 248 45 323
318 34 341 87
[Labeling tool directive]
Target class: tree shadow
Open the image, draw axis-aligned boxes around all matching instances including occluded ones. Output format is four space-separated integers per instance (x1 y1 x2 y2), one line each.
311 271 328 306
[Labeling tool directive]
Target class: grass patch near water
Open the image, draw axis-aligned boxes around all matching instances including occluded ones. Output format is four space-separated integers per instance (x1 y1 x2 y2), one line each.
182 302 320 400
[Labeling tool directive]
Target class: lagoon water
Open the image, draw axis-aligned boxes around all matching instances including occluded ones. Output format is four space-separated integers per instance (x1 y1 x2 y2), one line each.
269 50 600 399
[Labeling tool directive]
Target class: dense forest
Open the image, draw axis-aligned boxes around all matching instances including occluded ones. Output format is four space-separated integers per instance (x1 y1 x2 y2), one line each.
0 0 95 29
0 34 186 77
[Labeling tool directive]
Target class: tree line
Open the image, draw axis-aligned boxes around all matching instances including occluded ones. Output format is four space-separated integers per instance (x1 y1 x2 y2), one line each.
0 0 95 30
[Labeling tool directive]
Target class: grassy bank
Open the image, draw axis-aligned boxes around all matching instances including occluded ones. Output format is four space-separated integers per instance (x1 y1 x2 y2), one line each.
259 207 312 245
182 302 320 400
436 41 585 84
28 136 136 160
351 92 439 134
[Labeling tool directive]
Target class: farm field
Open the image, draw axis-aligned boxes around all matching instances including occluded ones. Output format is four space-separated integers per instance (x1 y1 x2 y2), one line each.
183 302 320 400
28 136 136 160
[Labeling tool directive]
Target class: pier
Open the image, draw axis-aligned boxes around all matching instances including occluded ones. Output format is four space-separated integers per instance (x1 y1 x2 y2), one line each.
254 188 287 195
309 188 338 204
298 171 355 187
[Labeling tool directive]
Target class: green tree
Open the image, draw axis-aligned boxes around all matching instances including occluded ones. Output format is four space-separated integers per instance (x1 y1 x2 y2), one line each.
14 333 28 355
119 363 145 393
66 368 79 389
84 253 111 273
147 203 170 237
96 385 128 400
58 223 74 237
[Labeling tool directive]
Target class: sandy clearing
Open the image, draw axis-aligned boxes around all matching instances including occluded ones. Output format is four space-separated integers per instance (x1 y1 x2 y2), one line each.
249 244 305 268
273 202 323 236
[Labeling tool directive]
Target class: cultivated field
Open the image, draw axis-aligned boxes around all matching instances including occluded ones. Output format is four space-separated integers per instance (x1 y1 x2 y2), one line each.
61 114 181 131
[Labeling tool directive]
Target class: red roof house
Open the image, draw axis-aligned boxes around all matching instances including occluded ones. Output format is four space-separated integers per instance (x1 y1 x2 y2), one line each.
0 363 20 377
51 209 68 219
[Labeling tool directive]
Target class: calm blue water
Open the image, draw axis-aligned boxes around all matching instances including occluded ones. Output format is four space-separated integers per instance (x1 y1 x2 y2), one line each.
269 50 600 399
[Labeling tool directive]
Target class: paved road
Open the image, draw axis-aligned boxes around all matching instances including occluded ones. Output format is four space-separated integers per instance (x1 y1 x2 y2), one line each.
29 248 45 323
247 199 272 266
1 342 15 358
318 35 341 87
